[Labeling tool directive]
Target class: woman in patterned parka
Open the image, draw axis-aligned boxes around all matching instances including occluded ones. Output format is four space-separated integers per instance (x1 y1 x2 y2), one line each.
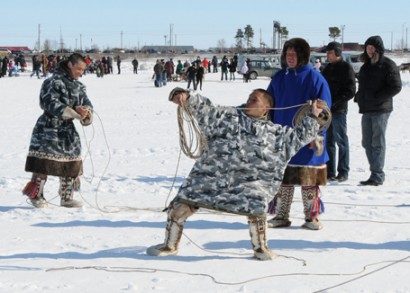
23 53 93 208
146 87 326 260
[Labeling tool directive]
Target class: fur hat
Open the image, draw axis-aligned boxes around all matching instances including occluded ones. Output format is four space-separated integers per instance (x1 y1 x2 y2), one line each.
326 41 342 56
280 38 311 68
169 87 189 101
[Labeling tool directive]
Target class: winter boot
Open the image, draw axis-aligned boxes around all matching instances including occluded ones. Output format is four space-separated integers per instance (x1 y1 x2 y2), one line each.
22 175 47 208
301 186 324 230
59 177 83 208
267 185 294 228
146 202 197 256
248 216 277 261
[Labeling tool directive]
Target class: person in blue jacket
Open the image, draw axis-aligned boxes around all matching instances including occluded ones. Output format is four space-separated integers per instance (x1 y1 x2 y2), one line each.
266 38 332 230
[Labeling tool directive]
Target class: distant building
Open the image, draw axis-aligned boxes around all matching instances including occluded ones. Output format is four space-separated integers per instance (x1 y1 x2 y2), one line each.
342 42 363 51
141 45 194 54
0 46 32 54
312 42 363 53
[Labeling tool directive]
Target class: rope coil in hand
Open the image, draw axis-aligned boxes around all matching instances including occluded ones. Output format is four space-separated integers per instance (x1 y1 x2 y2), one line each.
177 100 208 159
292 99 332 132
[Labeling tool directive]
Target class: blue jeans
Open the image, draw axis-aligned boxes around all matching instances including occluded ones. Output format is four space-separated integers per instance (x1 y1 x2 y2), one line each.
361 112 391 183
162 72 167 86
155 74 162 87
326 112 349 178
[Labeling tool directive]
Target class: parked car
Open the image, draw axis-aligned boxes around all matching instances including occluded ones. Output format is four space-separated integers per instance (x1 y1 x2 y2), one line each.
342 51 363 78
0 48 11 56
238 59 281 80
310 52 328 68
11 50 25 55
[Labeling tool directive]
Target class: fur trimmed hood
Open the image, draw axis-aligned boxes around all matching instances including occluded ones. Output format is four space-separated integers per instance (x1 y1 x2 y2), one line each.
280 38 311 68
361 35 385 63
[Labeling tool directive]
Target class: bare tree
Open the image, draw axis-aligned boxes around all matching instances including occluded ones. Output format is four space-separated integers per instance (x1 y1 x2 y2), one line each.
43 39 52 54
217 39 226 53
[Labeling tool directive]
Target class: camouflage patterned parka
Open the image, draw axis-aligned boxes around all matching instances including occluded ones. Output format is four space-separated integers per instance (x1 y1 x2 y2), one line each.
25 61 93 178
174 92 320 216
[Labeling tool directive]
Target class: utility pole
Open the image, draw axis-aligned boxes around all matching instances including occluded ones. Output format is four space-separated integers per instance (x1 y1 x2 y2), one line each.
402 23 405 51
80 34 82 52
391 32 393 52
169 24 173 48
59 27 64 53
121 31 123 49
37 24 41 53
341 25 345 51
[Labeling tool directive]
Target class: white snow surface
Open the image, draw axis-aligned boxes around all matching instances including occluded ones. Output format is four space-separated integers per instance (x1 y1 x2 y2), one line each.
0 56 409 293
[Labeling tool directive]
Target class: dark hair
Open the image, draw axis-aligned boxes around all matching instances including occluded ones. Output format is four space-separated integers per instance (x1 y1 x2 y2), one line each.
68 53 86 65
251 88 274 108
326 41 342 56
280 38 310 68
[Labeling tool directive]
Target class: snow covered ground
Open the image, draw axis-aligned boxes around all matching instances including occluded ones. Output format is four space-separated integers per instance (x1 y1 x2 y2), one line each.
0 56 409 293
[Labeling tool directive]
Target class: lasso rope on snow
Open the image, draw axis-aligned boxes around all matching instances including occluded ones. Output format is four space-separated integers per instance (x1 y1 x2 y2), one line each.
45 257 410 289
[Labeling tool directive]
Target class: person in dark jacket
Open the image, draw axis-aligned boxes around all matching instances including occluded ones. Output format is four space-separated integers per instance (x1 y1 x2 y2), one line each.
165 59 174 81
30 55 41 79
196 63 205 90
355 35 402 186
212 56 218 73
1 56 9 77
132 58 139 74
23 53 93 208
322 41 356 182
220 56 229 80
116 55 121 74
186 63 197 90
229 57 237 80
153 59 164 87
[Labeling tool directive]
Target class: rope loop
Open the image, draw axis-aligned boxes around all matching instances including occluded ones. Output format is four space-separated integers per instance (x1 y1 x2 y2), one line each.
177 100 208 159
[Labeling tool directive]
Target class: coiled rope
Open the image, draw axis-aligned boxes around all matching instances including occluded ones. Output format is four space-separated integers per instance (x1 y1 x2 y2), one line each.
177 101 208 159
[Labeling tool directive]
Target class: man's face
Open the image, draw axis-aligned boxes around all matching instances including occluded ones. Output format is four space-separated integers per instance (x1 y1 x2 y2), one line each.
326 50 339 63
286 47 298 68
366 45 376 58
171 91 188 106
245 92 269 118
68 61 86 80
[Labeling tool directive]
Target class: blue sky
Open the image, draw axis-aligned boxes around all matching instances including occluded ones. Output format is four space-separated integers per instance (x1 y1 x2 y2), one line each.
2 0 409 51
